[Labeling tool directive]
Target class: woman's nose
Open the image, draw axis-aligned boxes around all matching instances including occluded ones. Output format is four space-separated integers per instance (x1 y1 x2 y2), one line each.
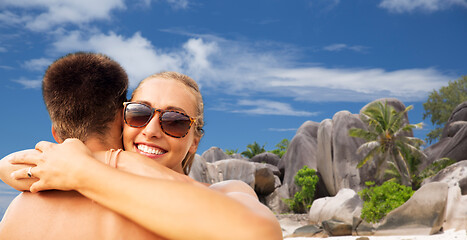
141 115 163 139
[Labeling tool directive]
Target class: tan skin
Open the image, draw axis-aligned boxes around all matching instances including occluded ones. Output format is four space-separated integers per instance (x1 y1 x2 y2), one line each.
3 77 283 240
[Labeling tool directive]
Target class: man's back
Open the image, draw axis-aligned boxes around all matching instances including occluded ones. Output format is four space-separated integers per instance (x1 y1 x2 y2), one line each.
0 191 163 240
0 149 164 240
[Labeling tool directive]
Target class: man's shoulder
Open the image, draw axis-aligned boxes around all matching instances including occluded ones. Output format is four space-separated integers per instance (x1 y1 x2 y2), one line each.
0 190 161 239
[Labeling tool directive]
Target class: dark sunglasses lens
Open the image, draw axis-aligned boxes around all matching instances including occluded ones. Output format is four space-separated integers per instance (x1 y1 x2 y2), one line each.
125 104 152 127
160 111 192 137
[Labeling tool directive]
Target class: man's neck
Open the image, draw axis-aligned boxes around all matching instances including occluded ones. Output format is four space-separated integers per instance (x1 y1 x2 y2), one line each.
84 136 123 152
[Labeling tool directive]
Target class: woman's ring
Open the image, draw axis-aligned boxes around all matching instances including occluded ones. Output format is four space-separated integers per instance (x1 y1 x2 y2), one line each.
27 167 33 178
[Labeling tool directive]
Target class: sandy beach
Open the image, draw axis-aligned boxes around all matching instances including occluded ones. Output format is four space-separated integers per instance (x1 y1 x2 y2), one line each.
285 229 467 240
279 214 467 240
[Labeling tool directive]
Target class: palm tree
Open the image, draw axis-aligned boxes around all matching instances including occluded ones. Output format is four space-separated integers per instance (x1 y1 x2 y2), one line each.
349 101 426 186
241 141 266 159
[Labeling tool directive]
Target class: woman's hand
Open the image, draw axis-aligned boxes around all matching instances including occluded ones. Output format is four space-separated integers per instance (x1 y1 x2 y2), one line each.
10 139 97 193
0 149 39 191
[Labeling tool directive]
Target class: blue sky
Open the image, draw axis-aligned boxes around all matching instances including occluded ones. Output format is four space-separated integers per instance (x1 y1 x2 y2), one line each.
0 0 466 217
0 0 466 159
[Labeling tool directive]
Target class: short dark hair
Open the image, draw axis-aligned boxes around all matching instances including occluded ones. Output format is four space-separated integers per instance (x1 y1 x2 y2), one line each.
42 52 128 142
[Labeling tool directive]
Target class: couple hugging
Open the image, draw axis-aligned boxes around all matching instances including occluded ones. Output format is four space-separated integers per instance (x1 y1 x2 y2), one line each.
0 52 282 240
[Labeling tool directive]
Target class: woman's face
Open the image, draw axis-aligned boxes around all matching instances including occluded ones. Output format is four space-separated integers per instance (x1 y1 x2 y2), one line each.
123 77 200 173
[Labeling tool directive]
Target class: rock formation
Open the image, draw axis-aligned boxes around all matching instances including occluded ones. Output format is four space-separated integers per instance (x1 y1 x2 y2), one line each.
278 121 319 197
188 99 467 237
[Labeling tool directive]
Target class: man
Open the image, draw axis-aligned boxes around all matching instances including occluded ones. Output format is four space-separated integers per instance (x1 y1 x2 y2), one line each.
0 52 162 239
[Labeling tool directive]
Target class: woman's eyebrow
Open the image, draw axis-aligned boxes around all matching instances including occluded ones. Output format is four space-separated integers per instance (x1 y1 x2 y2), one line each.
165 106 187 113
133 100 187 113
133 100 152 106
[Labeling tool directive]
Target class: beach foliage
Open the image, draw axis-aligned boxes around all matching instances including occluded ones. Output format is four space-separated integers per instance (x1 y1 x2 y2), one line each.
224 148 238 155
423 75 467 143
349 101 425 186
268 139 289 158
411 157 457 189
285 166 319 213
241 141 266 158
358 181 414 223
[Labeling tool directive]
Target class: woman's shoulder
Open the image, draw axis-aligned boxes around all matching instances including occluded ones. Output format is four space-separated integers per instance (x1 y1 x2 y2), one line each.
208 180 258 199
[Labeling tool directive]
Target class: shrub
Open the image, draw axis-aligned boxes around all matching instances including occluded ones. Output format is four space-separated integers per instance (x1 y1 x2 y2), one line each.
268 139 289 158
358 181 414 223
412 157 456 189
224 149 238 155
285 166 319 213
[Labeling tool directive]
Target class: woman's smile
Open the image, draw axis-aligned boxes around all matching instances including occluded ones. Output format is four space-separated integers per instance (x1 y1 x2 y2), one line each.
135 143 167 158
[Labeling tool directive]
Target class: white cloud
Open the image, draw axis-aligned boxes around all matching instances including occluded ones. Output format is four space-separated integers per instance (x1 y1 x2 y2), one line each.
266 67 448 101
0 0 125 31
0 11 28 27
379 0 467 13
45 30 452 105
23 57 52 71
166 0 189 9
323 43 369 52
182 38 218 80
323 44 346 51
0 65 14 70
13 78 42 89
174 35 450 102
233 99 319 116
139 0 189 9
0 0 192 32
309 0 341 12
52 31 183 87
0 47 6 52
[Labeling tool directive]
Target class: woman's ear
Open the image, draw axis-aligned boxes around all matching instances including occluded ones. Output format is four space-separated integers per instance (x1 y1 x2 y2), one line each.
188 136 200 154
51 126 63 143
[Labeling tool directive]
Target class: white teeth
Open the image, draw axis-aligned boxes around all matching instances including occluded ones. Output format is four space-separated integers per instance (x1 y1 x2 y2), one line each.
137 144 164 155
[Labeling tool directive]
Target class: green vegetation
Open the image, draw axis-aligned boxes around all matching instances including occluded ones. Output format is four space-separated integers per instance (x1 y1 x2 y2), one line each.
268 139 289 158
285 166 319 213
240 139 289 159
241 141 266 158
349 101 425 186
423 75 467 143
224 149 238 155
384 141 423 187
358 181 414 223
412 157 456 189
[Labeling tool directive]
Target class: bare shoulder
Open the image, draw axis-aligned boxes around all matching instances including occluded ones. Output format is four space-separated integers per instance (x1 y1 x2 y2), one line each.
209 180 258 199
209 180 281 233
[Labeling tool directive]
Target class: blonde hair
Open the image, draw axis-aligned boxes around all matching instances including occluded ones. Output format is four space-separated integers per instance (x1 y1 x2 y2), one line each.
132 71 204 174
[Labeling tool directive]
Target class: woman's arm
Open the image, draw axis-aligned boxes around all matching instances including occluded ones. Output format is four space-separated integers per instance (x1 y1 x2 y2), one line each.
0 150 38 191
1 146 188 191
10 139 282 240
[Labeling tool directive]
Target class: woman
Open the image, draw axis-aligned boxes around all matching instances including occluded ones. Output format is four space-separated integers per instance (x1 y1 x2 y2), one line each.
8 72 282 240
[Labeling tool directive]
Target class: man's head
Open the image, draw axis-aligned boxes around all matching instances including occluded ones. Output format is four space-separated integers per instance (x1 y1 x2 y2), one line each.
42 52 128 143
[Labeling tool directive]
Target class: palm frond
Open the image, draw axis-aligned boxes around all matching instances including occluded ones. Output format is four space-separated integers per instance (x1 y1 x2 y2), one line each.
349 128 376 141
392 149 411 185
357 146 381 168
356 141 380 154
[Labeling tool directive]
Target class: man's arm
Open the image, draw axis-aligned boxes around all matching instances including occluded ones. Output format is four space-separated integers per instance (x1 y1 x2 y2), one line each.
0 150 38 191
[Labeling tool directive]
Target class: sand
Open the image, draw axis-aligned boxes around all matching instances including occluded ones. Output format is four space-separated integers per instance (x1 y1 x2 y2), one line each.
285 229 466 240
278 214 467 240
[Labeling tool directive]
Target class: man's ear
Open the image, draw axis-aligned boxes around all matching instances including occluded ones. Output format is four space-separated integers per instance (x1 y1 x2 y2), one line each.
51 126 63 143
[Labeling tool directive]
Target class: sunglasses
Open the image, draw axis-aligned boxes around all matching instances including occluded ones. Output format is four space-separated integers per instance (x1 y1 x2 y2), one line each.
123 102 196 138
